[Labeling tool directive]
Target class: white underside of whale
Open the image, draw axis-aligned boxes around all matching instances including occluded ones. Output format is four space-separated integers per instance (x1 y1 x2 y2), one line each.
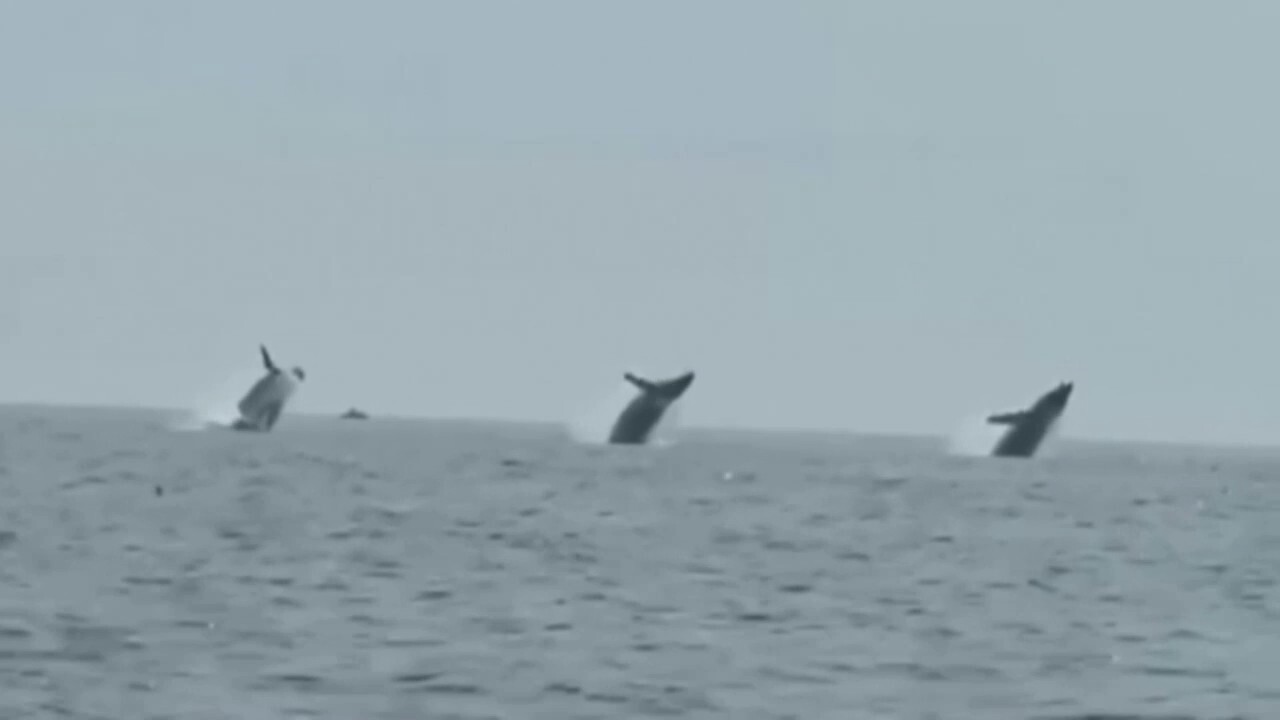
234 372 299 431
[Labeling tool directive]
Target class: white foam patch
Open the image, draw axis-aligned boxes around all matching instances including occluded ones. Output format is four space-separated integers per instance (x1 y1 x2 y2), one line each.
1038 417 1067 458
650 399 685 447
167 368 263 432
566 379 638 445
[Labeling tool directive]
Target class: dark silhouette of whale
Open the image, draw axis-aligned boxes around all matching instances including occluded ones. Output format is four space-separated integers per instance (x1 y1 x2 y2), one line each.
607 371 696 445
987 381 1074 457
230 344 306 432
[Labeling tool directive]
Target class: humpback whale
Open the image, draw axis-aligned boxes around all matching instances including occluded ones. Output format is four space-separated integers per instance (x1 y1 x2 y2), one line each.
608 371 696 445
987 381 1074 458
229 345 306 432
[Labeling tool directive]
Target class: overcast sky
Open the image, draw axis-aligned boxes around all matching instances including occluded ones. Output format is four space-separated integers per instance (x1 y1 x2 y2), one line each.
3 1 1280 445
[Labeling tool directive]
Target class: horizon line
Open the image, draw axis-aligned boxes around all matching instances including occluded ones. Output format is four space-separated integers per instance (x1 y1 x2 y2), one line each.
1 399 1276 453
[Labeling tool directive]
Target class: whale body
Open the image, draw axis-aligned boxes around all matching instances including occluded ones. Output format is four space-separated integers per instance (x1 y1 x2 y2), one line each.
608 371 695 445
230 345 306 432
987 381 1074 458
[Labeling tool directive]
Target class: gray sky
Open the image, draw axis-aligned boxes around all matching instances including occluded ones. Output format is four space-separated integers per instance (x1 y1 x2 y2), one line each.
3 1 1280 445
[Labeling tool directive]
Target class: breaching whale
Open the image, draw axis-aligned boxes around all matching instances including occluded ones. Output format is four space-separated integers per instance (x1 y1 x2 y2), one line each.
986 381 1074 458
229 344 306 432
608 371 696 445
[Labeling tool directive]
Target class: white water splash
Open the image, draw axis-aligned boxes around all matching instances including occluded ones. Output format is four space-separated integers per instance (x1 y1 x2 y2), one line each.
1038 417 1067 458
565 378 636 445
167 368 261 432
650 399 685 447
946 412 1003 457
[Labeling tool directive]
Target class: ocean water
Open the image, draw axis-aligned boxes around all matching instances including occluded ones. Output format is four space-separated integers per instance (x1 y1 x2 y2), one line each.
0 405 1275 720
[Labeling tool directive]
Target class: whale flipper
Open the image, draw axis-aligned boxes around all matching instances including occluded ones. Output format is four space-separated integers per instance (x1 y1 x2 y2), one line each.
987 411 1029 425
624 373 659 394
260 344 279 374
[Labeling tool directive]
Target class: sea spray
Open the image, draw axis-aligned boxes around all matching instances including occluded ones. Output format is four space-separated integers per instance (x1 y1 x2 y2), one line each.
947 413 1005 457
168 368 262 431
565 378 636 444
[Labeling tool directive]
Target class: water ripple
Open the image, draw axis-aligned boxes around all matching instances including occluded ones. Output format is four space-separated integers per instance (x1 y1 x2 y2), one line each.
0 407 1274 718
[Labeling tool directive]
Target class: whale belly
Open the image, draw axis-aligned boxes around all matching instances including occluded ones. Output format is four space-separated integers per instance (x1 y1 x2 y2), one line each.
236 374 298 431
991 416 1056 457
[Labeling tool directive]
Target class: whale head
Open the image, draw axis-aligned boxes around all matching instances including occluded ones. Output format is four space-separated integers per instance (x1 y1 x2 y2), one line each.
1036 381 1073 415
656 371 696 401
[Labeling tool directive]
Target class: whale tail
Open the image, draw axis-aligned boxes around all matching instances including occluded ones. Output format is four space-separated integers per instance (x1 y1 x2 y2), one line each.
624 371 696 400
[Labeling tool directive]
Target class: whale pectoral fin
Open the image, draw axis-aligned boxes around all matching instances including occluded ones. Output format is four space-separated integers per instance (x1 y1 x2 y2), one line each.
260 344 279 373
987 411 1028 425
624 373 659 394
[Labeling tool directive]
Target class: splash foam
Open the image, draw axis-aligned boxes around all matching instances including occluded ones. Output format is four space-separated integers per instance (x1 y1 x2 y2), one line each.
167 368 262 432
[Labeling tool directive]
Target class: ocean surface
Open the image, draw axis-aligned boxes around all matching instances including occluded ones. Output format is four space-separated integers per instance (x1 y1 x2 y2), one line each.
0 404 1275 720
